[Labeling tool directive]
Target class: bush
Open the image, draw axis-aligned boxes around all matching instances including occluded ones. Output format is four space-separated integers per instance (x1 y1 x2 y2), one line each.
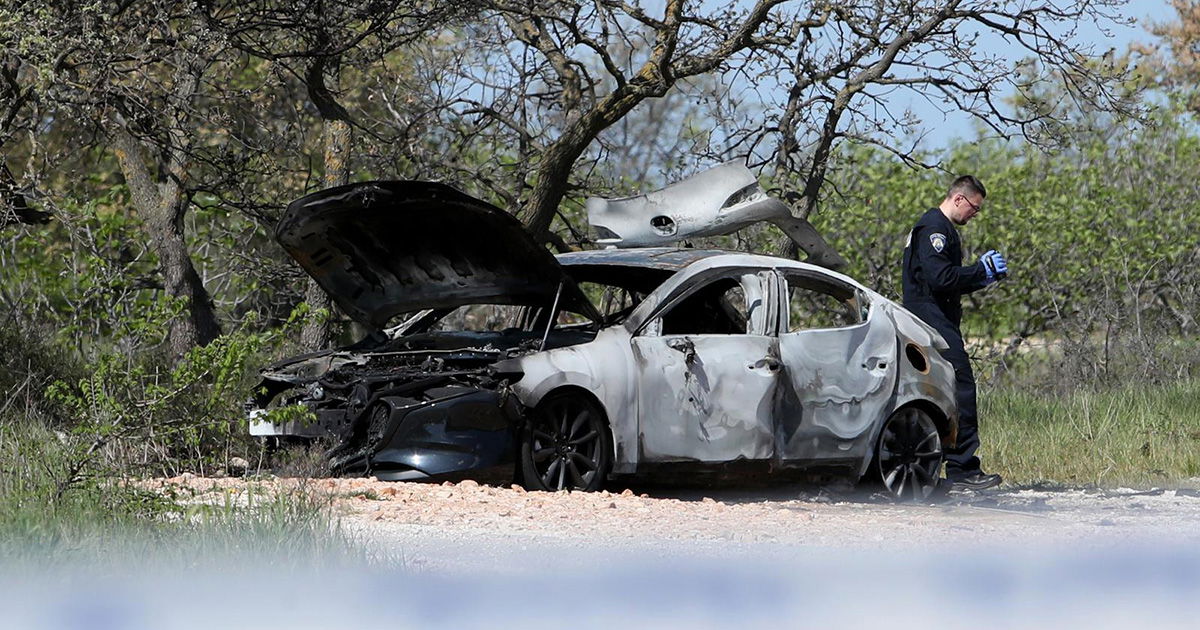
41 308 313 480
811 110 1200 391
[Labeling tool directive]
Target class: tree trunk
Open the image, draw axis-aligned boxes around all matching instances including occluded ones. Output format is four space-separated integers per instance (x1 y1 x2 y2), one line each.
299 113 352 351
521 97 644 239
521 139 580 239
111 127 220 358
152 195 223 355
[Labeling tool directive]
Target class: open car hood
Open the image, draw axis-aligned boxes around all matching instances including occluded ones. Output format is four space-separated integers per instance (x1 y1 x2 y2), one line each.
277 181 568 329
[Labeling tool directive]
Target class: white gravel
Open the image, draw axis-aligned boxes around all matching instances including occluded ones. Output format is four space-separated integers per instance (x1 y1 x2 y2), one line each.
14 477 1200 629
152 475 1200 573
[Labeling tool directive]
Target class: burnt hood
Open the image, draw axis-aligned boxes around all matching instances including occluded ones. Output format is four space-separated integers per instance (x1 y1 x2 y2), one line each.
277 181 568 329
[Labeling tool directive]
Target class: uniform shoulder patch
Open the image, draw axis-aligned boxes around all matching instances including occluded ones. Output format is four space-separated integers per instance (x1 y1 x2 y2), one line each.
929 232 946 253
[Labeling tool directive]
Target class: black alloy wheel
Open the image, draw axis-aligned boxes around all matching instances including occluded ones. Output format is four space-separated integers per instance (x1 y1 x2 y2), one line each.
520 392 611 492
875 407 943 501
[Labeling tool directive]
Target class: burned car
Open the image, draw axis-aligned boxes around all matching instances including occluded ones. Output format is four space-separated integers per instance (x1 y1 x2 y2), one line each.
250 167 958 500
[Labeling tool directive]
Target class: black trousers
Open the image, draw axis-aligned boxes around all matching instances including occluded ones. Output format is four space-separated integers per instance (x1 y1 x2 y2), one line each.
903 302 981 479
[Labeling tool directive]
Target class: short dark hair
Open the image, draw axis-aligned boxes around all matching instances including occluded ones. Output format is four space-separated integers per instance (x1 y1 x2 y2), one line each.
946 175 986 200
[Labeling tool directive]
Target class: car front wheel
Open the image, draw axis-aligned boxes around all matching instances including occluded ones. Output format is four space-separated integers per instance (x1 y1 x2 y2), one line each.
520 391 611 492
875 407 943 501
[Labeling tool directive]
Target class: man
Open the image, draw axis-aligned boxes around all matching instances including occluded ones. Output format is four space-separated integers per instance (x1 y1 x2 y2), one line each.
902 175 1007 490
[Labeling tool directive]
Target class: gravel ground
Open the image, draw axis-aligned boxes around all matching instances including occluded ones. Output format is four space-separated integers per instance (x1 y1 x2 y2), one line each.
14 476 1199 629
152 475 1200 573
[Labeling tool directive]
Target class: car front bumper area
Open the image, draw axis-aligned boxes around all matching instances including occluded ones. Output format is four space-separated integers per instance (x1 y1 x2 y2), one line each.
323 388 523 482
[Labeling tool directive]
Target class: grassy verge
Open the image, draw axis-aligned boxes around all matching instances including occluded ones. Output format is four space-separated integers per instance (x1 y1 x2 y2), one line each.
981 380 1200 488
0 418 364 569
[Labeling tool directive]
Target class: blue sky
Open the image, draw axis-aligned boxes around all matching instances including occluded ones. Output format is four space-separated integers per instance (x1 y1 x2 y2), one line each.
915 0 1175 147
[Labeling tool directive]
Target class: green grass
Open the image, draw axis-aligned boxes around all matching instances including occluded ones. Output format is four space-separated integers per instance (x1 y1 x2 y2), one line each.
981 380 1200 488
5 368 1198 566
0 418 367 569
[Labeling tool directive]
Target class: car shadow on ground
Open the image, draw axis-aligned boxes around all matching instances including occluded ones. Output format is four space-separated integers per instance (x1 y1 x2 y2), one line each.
604 478 1200 513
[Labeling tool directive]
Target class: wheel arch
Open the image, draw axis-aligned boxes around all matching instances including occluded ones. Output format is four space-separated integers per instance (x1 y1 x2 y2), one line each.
516 369 598 408
869 401 947 501
521 384 616 491
534 385 617 461
895 398 956 448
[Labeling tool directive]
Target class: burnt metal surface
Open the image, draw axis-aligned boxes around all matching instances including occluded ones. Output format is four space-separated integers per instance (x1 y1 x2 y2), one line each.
556 248 729 271
882 303 960 446
775 313 899 465
633 334 780 462
254 179 956 489
252 339 524 479
504 326 638 473
586 162 788 248
631 270 778 463
509 255 954 481
330 388 521 481
276 180 567 329
586 162 847 268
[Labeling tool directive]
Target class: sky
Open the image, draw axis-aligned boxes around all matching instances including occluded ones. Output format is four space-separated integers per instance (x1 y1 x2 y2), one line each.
914 0 1175 147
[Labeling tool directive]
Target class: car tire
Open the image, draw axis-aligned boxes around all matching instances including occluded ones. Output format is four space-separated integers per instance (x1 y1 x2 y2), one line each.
520 391 612 492
874 407 943 502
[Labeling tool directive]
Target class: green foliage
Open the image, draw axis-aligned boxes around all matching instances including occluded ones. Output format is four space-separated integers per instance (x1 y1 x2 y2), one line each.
813 106 1200 388
0 284 340 565
186 186 310 330
0 417 358 568
0 419 174 561
43 307 313 479
0 185 169 352
1 175 323 489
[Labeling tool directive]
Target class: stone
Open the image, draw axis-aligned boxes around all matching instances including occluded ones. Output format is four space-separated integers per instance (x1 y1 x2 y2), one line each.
227 457 250 476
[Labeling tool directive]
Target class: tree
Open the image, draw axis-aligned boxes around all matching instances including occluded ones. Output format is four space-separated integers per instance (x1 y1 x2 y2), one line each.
750 1 1139 257
365 1 1139 266
0 162 49 228
2 3 227 356
397 1 832 255
197 0 471 349
1 1 1146 358
1135 0 1200 111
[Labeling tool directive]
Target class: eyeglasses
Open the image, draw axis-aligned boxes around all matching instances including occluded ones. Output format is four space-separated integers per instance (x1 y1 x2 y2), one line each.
958 194 981 213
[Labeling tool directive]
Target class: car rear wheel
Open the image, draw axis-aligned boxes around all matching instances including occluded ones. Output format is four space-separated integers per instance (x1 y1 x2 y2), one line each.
875 407 943 501
520 391 611 492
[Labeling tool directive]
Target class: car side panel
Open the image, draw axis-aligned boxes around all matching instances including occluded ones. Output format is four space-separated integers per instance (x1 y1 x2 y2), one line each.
632 334 780 463
509 327 641 473
881 302 959 444
775 313 899 466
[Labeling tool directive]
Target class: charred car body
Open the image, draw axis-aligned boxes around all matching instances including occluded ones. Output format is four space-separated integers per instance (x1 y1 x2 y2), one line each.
250 165 958 499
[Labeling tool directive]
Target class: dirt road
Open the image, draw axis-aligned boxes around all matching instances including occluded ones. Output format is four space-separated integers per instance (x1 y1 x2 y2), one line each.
159 475 1200 572
31 476 1200 629
337 479 1200 571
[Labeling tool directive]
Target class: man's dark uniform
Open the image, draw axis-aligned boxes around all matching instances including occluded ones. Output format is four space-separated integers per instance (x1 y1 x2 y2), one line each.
902 208 990 481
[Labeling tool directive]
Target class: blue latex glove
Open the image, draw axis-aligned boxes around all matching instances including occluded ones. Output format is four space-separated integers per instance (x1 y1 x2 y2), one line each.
980 250 1008 283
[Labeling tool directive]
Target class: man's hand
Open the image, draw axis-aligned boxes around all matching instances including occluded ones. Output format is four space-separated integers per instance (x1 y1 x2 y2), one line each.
980 250 1008 283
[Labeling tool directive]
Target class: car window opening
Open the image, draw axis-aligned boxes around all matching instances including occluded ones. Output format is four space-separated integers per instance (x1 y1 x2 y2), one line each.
785 273 863 332
661 276 755 336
